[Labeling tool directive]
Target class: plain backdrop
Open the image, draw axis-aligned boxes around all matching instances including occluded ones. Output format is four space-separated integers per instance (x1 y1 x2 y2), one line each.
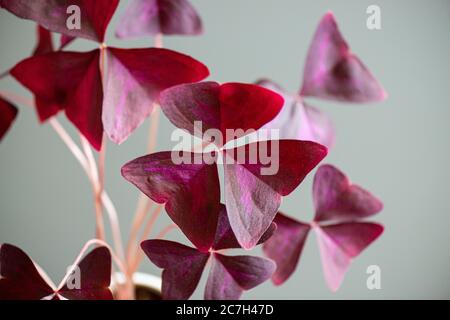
1 0 449 299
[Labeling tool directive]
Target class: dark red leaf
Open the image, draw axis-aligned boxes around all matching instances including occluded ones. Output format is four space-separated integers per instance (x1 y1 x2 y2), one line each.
33 26 54 56
141 240 209 300
159 81 284 147
10 50 103 150
0 96 18 142
262 213 310 285
0 244 54 300
122 151 220 252
57 246 112 300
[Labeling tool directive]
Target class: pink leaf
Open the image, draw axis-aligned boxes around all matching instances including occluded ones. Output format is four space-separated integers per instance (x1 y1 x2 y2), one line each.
258 79 335 149
262 213 311 285
116 0 202 39
212 204 277 251
0 0 118 43
57 246 113 300
204 253 275 300
313 164 383 223
0 96 18 142
141 240 209 300
223 140 327 249
315 222 383 291
102 47 209 144
10 50 104 150
159 81 284 147
301 12 386 102
122 151 220 252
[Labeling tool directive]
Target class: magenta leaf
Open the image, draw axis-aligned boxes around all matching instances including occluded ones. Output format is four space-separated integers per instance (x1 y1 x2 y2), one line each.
0 96 18 142
212 204 277 251
159 81 284 147
140 205 276 299
33 26 54 56
315 222 383 291
301 12 386 102
10 50 104 150
204 253 275 300
262 164 384 290
257 79 335 149
223 140 327 249
130 82 325 251
0 0 118 43
0 244 54 300
262 213 311 285
141 240 209 300
102 47 209 144
0 243 113 300
313 164 383 223
122 151 221 252
116 0 202 39
58 246 113 300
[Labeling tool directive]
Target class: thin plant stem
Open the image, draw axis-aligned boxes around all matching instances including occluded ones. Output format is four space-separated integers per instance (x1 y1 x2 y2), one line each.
57 238 127 290
125 197 152 263
0 70 9 80
101 191 125 261
0 90 125 268
129 205 163 274
156 223 177 239
57 239 133 299
125 33 164 271
80 135 105 241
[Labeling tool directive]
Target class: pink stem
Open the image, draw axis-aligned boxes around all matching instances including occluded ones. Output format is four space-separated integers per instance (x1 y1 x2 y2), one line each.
126 33 165 272
129 205 163 274
80 135 105 241
0 90 126 271
156 223 177 239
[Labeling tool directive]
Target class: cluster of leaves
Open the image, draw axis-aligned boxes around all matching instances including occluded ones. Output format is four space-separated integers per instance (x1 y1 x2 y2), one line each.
0 1 387 300
0 243 112 300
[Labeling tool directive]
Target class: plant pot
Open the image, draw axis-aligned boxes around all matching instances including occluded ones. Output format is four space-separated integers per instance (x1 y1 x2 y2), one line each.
111 272 162 300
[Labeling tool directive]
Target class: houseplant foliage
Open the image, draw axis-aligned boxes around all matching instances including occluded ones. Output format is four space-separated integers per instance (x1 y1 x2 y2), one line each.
0 0 387 300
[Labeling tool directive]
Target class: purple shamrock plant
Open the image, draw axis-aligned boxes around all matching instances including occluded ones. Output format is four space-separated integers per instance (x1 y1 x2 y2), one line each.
2 0 209 150
122 81 328 251
0 0 387 301
258 12 387 149
263 164 384 291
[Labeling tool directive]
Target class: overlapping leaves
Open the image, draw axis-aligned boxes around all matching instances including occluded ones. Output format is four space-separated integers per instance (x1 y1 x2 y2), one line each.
141 205 277 300
122 82 328 250
0 243 112 300
263 164 384 291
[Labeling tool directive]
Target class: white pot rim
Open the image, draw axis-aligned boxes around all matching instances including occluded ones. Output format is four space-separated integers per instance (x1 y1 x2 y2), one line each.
112 272 162 292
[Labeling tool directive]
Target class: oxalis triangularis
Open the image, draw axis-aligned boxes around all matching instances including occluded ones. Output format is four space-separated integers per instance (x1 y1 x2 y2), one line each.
0 0 387 300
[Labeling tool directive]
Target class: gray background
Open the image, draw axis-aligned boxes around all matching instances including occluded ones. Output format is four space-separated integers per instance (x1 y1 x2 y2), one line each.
1 0 449 299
